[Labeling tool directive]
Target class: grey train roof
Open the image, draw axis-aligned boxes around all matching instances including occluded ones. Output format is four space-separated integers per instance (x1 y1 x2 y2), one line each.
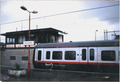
35 40 119 48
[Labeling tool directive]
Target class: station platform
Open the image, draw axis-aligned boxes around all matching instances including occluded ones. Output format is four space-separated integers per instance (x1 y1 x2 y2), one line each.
0 66 119 81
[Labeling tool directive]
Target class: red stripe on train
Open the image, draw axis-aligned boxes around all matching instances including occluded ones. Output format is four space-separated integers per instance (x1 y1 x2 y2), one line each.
98 63 119 65
35 60 79 64
35 60 119 65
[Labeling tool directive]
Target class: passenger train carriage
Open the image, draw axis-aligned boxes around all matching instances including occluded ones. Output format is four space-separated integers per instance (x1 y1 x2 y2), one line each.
33 40 119 73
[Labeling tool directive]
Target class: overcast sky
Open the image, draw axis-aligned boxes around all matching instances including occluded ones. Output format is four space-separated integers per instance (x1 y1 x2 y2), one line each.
0 1 119 42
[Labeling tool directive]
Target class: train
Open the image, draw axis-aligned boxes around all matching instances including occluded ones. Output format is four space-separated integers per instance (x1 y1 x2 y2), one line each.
32 40 119 73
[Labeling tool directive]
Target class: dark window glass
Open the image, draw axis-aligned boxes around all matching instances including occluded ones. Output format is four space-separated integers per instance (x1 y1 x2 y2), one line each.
1 45 5 51
10 38 12 43
46 51 50 59
52 51 62 60
82 49 86 60
65 51 76 60
7 38 9 43
13 38 15 43
38 51 41 60
10 56 16 60
101 51 115 61
22 56 28 60
90 49 94 60
18 36 25 44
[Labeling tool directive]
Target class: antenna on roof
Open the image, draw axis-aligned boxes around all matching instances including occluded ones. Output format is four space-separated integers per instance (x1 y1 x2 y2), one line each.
36 25 38 29
16 28 17 31
21 22 23 31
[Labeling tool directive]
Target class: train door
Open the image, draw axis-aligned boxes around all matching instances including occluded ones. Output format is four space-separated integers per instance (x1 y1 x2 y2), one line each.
80 47 87 64
35 48 44 61
80 47 97 64
87 47 97 63
33 48 44 68
87 47 98 72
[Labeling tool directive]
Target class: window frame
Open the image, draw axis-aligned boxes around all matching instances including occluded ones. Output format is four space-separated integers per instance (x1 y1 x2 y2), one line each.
52 51 62 60
101 50 116 61
65 51 76 60
46 51 50 59
90 49 94 60
22 56 28 61
82 49 86 60
38 51 42 60
10 56 16 60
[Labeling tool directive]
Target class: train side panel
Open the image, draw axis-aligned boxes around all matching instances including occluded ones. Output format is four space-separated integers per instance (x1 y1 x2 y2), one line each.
33 46 119 73
97 47 119 73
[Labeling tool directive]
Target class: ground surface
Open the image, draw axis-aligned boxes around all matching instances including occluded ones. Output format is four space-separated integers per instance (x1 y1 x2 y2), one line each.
0 67 119 81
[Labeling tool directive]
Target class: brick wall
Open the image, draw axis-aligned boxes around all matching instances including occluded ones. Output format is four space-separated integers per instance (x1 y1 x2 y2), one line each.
1 49 34 69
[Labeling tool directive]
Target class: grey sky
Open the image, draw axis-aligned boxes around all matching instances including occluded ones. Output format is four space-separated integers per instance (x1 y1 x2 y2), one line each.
77 1 119 24
0 1 119 42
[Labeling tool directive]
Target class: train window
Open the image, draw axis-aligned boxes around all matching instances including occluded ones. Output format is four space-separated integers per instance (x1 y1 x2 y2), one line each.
82 49 86 60
38 51 41 60
65 51 76 60
52 51 62 60
101 51 115 61
46 51 50 59
90 49 94 60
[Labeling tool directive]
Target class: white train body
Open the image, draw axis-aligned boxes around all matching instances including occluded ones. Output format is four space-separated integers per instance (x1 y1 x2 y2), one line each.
33 40 119 73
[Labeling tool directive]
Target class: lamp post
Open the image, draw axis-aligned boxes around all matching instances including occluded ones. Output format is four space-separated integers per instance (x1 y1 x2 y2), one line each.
95 30 98 41
20 6 38 77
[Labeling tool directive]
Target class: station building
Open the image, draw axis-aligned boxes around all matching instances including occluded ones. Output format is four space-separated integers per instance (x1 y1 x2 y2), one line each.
0 27 67 69
1 27 67 48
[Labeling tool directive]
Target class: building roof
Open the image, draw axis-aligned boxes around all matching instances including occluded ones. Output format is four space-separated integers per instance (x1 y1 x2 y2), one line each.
1 27 67 36
35 40 119 48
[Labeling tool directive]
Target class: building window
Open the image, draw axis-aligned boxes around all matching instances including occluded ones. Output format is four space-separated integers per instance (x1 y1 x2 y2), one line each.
52 35 55 43
30 34 35 41
7 38 15 43
18 36 22 43
82 49 86 60
90 49 94 60
65 51 76 60
101 51 115 61
10 38 12 43
13 38 15 43
38 51 41 60
18 36 25 44
7 38 9 43
52 51 62 60
10 56 16 60
46 51 50 59
22 56 28 60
